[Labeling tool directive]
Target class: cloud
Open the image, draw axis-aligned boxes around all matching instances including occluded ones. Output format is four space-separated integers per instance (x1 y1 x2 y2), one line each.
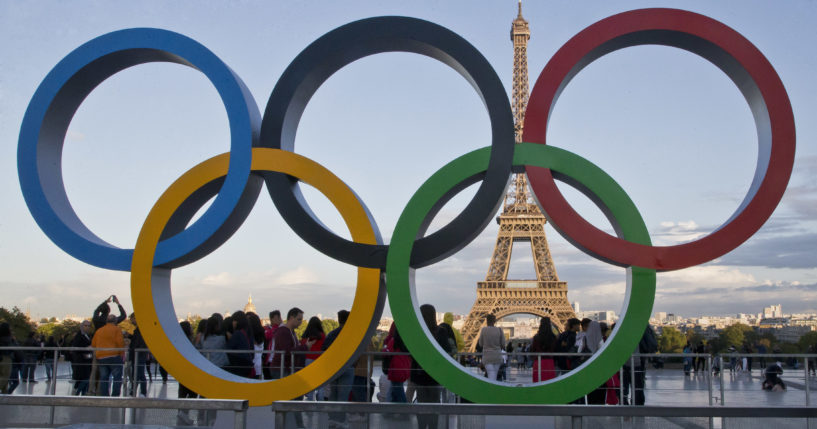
274 266 319 285
651 281 817 316
718 232 817 269
202 272 234 286
66 130 85 142
658 265 757 289
651 220 708 245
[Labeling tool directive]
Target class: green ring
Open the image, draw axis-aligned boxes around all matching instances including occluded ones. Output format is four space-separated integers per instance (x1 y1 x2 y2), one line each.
386 142 656 403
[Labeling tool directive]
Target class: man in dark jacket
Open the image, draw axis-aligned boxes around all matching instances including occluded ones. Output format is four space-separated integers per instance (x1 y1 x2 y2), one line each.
71 320 93 395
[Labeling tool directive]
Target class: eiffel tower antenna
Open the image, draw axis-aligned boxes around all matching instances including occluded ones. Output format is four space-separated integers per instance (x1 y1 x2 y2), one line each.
460 2 576 351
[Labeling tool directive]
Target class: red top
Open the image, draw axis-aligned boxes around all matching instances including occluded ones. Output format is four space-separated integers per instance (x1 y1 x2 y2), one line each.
301 332 325 360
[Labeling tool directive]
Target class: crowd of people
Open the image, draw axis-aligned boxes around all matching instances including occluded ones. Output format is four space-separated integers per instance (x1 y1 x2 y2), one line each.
2 296 814 412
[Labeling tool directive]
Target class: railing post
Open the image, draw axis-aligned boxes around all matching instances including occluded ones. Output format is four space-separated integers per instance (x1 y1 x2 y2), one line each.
571 415 582 429
132 350 138 398
274 410 284 429
366 351 372 402
708 354 714 429
50 349 58 395
707 355 713 406
719 356 725 406
630 355 636 406
619 363 624 407
805 356 810 407
234 408 247 429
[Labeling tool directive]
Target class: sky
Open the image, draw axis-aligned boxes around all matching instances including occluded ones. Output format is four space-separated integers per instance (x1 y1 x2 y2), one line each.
1 0 815 323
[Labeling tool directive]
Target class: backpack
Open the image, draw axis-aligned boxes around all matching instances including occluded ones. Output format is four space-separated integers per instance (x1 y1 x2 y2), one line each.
638 326 658 354
387 349 411 383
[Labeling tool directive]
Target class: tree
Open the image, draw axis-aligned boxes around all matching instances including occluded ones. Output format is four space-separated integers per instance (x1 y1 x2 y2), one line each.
718 323 754 351
188 315 203 334
658 326 685 353
0 306 35 341
37 319 81 342
686 330 705 347
321 319 339 335
797 331 817 352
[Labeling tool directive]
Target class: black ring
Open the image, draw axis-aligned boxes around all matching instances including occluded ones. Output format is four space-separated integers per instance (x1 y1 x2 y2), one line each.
260 16 514 269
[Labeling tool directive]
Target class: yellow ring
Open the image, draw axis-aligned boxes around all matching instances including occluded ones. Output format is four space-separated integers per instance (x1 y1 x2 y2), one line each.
131 148 381 406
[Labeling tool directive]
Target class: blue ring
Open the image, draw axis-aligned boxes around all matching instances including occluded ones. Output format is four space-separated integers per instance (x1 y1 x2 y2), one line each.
18 28 260 271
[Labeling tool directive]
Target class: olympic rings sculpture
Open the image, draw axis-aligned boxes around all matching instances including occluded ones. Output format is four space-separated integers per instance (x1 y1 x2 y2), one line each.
17 9 794 405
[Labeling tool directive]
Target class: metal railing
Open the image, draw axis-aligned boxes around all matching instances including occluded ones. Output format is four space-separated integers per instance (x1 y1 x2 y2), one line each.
2 346 815 407
271 401 817 429
0 394 248 428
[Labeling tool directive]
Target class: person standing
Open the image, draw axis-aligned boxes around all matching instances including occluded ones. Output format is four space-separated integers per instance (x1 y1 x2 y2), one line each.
263 310 282 379
300 316 325 400
128 314 148 397
530 317 557 382
91 314 125 396
269 308 313 429
0 323 21 394
757 342 768 371
477 314 505 381
555 318 581 374
198 314 229 370
323 310 353 426
22 332 39 382
225 311 254 378
246 313 266 379
623 325 657 405
412 304 453 429
43 336 58 382
581 321 605 404
70 320 93 395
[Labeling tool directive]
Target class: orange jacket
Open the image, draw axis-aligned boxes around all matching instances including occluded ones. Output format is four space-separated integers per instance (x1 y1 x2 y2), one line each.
91 323 125 360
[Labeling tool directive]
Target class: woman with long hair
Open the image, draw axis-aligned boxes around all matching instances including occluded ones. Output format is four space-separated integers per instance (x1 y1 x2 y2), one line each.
225 311 253 377
300 316 326 400
247 313 265 379
530 317 557 382
199 314 228 370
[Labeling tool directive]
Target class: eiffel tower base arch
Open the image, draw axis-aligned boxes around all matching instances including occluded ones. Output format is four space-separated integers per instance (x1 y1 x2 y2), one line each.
460 280 576 352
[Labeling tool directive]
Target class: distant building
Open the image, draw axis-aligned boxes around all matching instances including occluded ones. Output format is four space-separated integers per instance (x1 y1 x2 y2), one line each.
577 310 617 323
763 304 782 319
243 294 257 314
572 301 580 313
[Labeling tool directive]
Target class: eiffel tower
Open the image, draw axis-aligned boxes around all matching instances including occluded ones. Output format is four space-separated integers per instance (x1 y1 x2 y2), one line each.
461 1 576 351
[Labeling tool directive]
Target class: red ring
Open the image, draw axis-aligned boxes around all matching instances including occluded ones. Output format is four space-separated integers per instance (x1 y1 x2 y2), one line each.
523 8 795 271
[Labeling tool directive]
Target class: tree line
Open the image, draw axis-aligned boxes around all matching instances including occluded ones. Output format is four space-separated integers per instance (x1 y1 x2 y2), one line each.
658 323 817 354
